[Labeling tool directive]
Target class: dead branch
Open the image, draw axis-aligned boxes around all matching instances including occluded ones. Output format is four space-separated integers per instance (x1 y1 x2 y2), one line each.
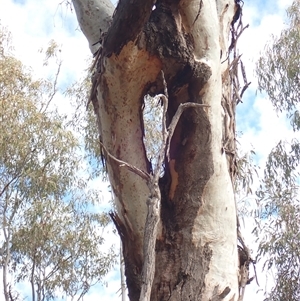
99 140 151 182
140 73 210 301
139 71 167 301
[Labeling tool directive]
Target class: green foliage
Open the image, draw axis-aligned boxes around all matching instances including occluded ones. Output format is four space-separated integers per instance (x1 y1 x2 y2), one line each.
10 198 114 300
254 141 300 301
256 1 300 129
0 26 116 301
255 1 300 300
235 148 259 219
235 149 258 196
65 75 105 179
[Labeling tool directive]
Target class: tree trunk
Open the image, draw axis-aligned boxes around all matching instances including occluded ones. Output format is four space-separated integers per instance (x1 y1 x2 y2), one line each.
73 0 240 300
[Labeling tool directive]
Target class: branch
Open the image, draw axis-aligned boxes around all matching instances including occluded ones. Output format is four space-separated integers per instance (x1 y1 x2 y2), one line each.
0 175 19 199
72 0 114 54
43 255 73 282
240 82 251 101
99 140 150 182
41 60 62 114
0 147 36 198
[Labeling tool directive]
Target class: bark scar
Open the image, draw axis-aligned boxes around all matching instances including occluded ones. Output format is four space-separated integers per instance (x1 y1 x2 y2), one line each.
168 159 178 200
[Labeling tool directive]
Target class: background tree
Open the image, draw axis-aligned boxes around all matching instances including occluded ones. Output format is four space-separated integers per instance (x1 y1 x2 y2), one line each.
256 1 300 300
255 141 300 301
0 26 116 301
72 0 251 300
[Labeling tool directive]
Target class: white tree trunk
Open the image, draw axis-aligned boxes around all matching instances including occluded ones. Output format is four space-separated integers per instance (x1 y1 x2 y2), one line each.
73 0 240 300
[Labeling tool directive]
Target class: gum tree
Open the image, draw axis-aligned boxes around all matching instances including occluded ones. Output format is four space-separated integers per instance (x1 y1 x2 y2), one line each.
0 27 115 301
256 1 300 300
72 0 249 300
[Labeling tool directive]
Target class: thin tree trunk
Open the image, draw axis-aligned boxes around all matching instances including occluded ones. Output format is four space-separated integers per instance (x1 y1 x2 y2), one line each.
31 259 36 301
120 243 126 301
2 190 17 301
2 227 10 301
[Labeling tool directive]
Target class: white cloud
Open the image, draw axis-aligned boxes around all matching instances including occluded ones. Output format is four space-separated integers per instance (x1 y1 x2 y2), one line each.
240 1 292 86
239 94 295 164
237 0 296 164
1 0 90 85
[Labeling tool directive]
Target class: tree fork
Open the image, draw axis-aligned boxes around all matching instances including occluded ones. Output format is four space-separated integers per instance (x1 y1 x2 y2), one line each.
73 0 243 300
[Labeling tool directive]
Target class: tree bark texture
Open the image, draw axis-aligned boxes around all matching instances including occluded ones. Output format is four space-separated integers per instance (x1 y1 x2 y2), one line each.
73 0 240 300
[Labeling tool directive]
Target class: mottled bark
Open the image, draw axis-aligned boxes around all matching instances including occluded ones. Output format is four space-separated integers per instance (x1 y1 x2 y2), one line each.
73 0 240 300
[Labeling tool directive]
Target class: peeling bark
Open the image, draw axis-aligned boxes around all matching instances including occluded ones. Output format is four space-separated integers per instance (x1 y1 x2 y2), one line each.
73 0 242 300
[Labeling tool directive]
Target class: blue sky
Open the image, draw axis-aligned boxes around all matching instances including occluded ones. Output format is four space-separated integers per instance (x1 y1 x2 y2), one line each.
0 0 296 300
